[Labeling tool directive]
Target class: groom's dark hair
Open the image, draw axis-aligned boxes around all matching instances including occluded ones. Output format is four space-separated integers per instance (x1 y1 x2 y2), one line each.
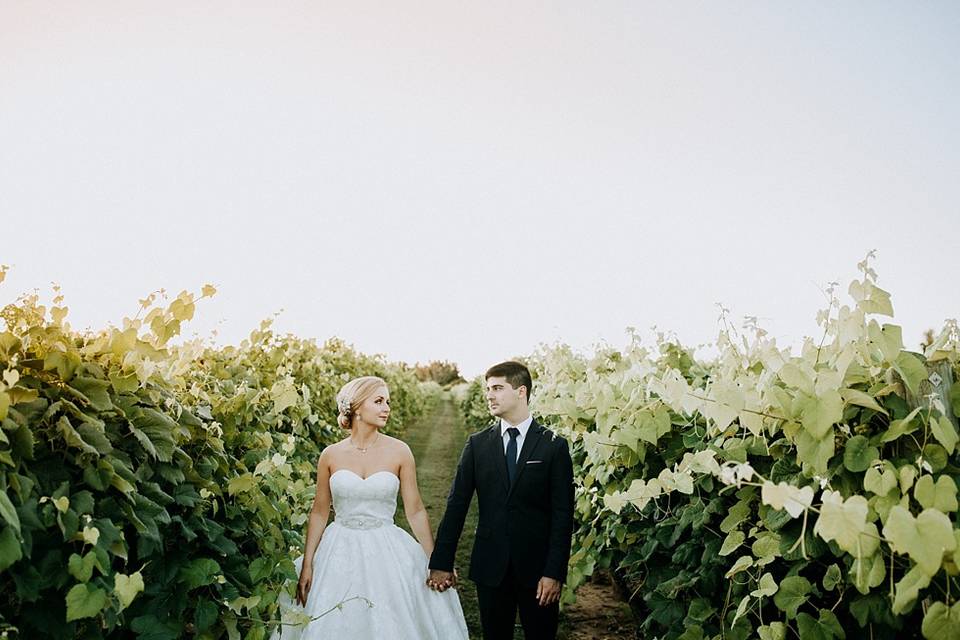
485 361 533 400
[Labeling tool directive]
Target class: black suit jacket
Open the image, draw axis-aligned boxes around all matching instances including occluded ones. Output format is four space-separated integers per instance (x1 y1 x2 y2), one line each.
429 419 574 588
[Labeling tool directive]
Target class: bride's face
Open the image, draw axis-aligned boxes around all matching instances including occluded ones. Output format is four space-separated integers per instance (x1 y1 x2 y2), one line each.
355 386 391 428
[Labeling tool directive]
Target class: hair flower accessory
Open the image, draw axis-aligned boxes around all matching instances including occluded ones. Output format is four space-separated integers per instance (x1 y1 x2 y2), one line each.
337 392 353 416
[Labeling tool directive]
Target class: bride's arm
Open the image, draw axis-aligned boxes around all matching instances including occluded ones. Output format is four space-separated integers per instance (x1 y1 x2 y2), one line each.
399 445 434 557
297 450 332 605
302 450 333 569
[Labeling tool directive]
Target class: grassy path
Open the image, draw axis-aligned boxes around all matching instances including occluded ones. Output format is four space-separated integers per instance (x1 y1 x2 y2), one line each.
395 395 486 638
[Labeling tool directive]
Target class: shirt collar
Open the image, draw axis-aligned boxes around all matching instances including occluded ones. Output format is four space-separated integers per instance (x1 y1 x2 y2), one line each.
500 415 533 439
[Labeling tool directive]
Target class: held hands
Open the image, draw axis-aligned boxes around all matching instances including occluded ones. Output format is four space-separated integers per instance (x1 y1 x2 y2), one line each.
536 577 561 606
426 569 458 592
296 563 313 606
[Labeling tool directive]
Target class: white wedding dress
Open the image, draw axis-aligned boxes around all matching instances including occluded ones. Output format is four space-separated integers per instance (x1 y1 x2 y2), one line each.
273 469 469 639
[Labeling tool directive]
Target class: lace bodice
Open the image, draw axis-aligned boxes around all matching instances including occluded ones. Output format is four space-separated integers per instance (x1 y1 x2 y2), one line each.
330 469 399 529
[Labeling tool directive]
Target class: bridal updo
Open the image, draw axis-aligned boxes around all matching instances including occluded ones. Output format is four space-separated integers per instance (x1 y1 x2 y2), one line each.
335 376 387 430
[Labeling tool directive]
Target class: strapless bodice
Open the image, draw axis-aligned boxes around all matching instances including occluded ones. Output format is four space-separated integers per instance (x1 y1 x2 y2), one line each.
329 469 399 529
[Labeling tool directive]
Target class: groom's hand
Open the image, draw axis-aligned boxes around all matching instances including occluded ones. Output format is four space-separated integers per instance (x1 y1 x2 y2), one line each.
536 577 561 606
427 569 456 592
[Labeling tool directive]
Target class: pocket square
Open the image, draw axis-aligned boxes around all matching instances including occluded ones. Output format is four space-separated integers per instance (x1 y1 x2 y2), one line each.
526 460 543 464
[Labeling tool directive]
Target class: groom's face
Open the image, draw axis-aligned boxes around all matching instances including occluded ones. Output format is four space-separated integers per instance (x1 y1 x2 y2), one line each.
485 376 525 418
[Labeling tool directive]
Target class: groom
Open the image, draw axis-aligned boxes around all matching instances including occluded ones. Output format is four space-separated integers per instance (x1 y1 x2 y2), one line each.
428 361 574 640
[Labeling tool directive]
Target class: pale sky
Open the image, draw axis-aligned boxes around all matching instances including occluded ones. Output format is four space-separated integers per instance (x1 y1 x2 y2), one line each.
2 2 958 376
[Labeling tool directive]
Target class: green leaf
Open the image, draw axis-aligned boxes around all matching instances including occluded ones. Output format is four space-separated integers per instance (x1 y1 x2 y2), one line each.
57 416 99 455
115 570 145 611
194 599 219 632
719 531 745 556
684 598 716 625
732 594 751 625
850 593 889 627
751 531 781 564
881 416 920 443
779 363 814 394
227 473 257 496
724 555 753 578
69 376 114 411
892 565 932 615
68 552 97 582
612 423 641 452
761 481 814 518
915 475 959 512
757 622 787 640
249 557 273 582
223 612 241 640
109 371 140 394
799 391 843 439
843 435 879 472
77 422 112 455
43 349 77 380
867 322 903 362
797 612 832 640
773 575 811 619
179 558 221 590
720 500 751 533
840 388 887 415
0 491 20 536
880 323 904 359
883 506 957 575
851 551 886 595
797 609 847 640
0 525 23 572
131 614 182 640
924 444 949 473
931 416 959 455
864 463 898 496
796 429 834 475
818 609 846 639
676 626 704 640
65 583 108 621
129 408 177 462
813 491 868 555
269 379 300 415
900 464 919 494
850 281 894 316
751 572 779 598
894 352 927 396
823 564 842 591
83 459 115 491
922 601 960 640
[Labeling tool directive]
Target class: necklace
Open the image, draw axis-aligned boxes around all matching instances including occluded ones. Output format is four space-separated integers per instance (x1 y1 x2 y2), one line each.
350 432 380 454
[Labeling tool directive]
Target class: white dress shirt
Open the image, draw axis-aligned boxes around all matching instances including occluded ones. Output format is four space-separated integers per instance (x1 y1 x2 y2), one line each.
500 415 533 463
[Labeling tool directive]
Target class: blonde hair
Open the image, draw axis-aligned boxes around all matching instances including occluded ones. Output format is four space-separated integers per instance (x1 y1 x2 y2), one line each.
336 376 387 430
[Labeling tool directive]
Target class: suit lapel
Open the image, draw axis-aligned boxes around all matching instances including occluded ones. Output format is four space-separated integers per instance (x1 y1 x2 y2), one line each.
508 420 544 497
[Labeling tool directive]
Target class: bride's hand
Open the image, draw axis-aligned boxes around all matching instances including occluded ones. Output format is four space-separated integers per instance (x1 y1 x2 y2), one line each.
296 565 313 606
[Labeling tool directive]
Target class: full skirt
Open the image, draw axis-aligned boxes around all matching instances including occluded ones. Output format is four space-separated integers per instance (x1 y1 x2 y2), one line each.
272 521 469 639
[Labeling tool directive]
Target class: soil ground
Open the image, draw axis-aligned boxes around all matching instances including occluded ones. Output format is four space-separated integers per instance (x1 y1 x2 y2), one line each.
397 397 639 640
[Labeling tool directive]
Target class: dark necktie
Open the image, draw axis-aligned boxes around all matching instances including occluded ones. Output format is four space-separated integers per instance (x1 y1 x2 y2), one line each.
506 427 520 485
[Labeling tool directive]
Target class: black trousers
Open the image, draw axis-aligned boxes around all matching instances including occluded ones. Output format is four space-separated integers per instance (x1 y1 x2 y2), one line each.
475 562 559 640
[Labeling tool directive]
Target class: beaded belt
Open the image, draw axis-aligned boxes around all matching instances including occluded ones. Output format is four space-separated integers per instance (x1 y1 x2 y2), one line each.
337 515 387 530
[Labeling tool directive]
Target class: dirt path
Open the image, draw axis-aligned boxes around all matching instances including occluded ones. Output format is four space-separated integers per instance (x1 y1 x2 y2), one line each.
397 396 637 640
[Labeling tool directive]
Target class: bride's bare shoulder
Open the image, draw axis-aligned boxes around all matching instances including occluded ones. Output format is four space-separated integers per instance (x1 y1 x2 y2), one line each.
380 433 409 450
318 438 350 462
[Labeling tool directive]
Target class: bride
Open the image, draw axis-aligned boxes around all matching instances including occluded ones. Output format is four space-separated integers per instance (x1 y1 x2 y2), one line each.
273 376 469 639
